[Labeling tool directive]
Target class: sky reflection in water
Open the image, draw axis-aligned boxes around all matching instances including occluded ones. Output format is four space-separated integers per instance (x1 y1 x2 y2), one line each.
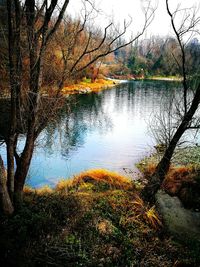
0 80 181 188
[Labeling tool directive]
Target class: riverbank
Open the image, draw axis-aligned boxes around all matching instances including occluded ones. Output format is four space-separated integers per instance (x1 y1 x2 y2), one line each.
62 78 119 95
1 169 199 266
61 75 182 96
107 74 182 82
137 146 200 210
146 75 182 81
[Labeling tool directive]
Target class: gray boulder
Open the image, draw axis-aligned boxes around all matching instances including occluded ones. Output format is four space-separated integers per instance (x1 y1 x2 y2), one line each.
156 190 200 245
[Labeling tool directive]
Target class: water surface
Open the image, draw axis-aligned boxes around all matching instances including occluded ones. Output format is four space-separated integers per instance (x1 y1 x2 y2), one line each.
0 80 181 187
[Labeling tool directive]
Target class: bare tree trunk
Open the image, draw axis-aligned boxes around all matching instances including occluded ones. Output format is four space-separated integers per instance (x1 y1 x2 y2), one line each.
14 134 35 203
6 138 16 201
142 85 200 200
0 155 14 215
6 0 18 202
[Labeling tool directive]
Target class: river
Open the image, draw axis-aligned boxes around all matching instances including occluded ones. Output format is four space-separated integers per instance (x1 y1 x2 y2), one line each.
0 80 182 187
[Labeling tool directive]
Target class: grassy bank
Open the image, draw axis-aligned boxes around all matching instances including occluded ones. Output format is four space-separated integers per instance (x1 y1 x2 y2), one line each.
146 75 182 81
137 146 200 210
0 169 199 266
62 78 118 95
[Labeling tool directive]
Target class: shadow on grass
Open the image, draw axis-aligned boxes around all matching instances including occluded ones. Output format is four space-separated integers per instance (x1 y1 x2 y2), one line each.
0 169 199 266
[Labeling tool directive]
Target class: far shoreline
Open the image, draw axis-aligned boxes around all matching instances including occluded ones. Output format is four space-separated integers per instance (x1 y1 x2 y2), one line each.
145 76 182 81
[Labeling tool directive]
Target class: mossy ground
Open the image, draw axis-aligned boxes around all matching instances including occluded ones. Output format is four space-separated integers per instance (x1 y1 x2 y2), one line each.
0 169 199 266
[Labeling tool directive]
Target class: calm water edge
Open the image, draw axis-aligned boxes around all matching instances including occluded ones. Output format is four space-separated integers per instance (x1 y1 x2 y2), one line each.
0 80 181 187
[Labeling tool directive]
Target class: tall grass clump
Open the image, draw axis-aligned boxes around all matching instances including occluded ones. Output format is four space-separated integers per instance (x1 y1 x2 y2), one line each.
55 169 135 193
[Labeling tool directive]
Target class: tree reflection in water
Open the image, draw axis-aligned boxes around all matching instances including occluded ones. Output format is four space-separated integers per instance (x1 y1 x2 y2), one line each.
42 92 113 158
0 81 182 187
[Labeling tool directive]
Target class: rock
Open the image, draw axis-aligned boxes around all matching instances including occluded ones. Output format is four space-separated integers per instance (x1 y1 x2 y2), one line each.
156 190 200 245
179 182 200 209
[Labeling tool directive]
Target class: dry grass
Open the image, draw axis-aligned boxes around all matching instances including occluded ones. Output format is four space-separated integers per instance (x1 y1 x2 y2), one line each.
24 185 53 195
139 161 157 177
55 169 134 193
77 169 133 190
124 195 162 230
166 165 194 180
55 178 74 193
23 169 162 230
11 162 198 267
162 165 196 195
96 219 116 235
62 78 117 94
145 206 162 229
139 158 200 208
35 185 53 195
23 186 35 194
139 161 196 193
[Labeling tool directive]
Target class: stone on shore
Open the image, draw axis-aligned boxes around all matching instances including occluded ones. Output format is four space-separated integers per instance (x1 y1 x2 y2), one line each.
156 190 200 245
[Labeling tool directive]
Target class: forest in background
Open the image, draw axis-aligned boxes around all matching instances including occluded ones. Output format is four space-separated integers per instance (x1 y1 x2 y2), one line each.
1 1 200 93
